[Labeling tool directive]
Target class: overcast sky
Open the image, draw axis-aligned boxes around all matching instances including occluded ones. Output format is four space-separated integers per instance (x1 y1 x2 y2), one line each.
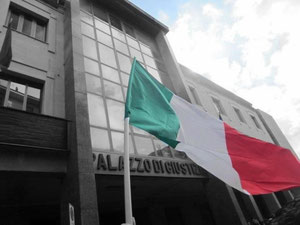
130 0 300 157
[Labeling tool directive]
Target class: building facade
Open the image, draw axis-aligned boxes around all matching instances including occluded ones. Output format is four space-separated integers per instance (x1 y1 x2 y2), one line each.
0 0 298 225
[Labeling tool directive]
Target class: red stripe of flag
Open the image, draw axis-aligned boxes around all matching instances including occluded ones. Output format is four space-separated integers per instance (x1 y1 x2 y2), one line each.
224 123 300 195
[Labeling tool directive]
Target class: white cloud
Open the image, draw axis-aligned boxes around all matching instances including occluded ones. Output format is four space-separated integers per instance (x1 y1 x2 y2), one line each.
202 4 223 19
167 0 300 156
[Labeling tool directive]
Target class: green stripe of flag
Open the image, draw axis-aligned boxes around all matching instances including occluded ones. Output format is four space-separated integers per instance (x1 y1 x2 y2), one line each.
125 58 180 148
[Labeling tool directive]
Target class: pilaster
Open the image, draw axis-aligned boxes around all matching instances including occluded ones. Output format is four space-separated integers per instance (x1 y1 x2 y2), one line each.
60 1 99 225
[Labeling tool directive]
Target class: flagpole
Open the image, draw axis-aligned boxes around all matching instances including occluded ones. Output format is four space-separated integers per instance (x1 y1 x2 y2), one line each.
123 117 133 225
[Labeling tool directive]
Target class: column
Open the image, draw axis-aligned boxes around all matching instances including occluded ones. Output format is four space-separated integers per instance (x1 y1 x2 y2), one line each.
60 1 99 225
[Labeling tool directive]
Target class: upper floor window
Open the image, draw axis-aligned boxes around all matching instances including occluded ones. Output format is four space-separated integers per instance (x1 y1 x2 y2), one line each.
7 7 47 42
124 23 135 38
93 4 108 22
250 115 262 129
189 86 203 107
212 97 226 116
110 15 122 31
233 107 246 123
0 77 42 113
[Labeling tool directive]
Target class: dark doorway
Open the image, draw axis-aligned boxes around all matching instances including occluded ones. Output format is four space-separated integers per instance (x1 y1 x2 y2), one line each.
0 172 62 225
165 207 184 225
96 175 215 225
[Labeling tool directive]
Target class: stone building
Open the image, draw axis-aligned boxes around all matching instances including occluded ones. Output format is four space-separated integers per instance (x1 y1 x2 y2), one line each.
0 0 298 224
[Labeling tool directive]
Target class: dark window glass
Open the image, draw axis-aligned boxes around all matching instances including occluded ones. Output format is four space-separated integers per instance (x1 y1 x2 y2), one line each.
0 78 42 113
251 115 262 129
10 11 19 30
124 24 135 38
8 8 47 42
79 0 92 13
26 87 41 113
93 5 108 22
22 15 32 35
0 79 8 106
35 22 46 41
110 15 122 30
234 107 246 123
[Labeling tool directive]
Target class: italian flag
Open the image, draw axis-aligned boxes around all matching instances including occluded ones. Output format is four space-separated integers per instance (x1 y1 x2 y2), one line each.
125 59 300 195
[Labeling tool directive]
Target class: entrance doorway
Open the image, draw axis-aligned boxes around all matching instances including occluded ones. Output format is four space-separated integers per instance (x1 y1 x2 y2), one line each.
0 172 61 225
96 175 215 225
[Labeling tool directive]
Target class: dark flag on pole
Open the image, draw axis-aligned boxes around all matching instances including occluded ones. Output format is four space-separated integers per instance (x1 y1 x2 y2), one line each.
0 20 12 68
218 111 223 121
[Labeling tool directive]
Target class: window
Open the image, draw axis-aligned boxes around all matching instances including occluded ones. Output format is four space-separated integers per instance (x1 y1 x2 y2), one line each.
110 15 122 31
0 78 42 113
233 107 246 123
79 0 92 13
124 24 135 38
250 115 262 129
7 7 47 42
189 86 203 106
212 97 226 116
93 4 108 22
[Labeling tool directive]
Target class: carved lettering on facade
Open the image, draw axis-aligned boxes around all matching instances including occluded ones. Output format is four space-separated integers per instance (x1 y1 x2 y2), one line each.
93 153 205 177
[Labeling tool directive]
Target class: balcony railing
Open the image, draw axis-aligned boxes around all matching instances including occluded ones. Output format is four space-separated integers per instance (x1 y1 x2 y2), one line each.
0 107 67 151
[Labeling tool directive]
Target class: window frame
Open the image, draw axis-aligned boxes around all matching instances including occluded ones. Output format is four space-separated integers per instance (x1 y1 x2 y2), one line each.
233 106 246 124
0 75 43 114
188 85 203 107
211 97 227 116
6 7 48 42
250 114 262 129
109 14 122 31
123 23 136 38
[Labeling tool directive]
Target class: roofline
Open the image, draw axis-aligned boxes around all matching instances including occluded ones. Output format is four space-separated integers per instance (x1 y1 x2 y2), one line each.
124 0 169 33
95 0 169 35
